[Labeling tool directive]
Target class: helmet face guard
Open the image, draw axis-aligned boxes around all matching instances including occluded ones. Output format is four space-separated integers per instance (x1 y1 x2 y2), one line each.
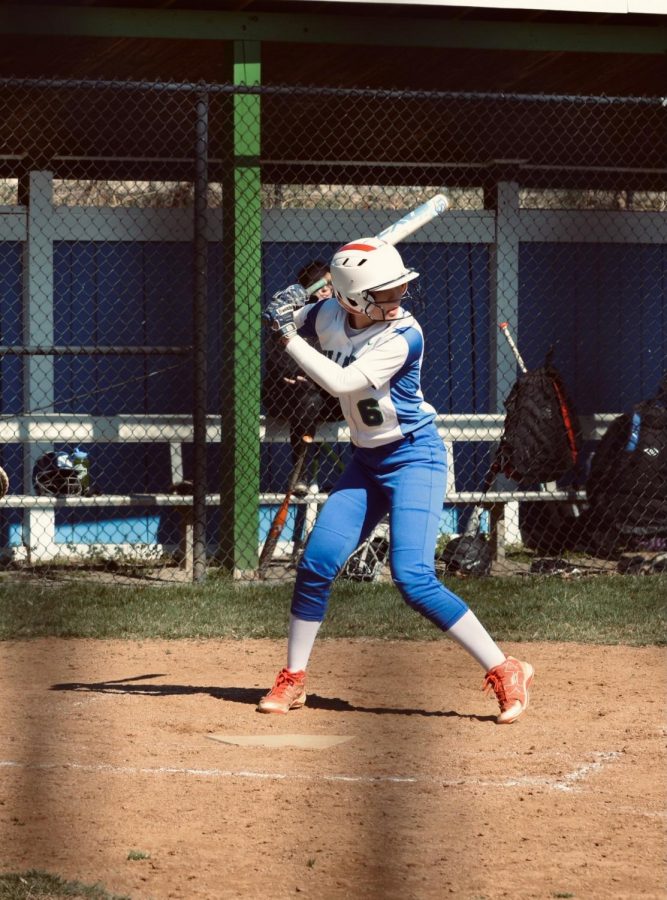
330 238 419 318
33 451 84 497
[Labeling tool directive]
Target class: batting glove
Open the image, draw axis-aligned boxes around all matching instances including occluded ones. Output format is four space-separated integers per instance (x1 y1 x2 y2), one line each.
270 283 309 310
263 284 309 341
263 299 298 341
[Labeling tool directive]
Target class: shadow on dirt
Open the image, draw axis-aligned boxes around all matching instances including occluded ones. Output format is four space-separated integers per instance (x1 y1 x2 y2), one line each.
50 674 494 721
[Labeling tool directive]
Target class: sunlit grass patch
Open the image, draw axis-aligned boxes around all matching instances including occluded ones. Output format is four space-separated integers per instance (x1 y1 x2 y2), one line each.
0 575 664 645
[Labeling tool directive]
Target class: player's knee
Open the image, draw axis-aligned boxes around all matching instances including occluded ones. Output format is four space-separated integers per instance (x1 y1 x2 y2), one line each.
393 561 469 627
391 561 440 609
292 557 336 621
298 546 342 584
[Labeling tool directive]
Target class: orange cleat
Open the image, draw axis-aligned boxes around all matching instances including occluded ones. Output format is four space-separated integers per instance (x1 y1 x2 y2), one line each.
257 667 307 714
483 656 534 724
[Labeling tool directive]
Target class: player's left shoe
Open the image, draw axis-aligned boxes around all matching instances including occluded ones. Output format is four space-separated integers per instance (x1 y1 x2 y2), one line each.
483 656 534 724
257 667 307 714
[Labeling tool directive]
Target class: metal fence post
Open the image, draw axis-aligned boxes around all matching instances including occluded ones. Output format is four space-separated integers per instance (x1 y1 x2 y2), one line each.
21 170 56 561
488 178 521 412
192 90 209 582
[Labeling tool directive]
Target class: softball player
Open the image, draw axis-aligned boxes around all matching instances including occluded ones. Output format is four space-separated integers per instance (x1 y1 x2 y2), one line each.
260 238 534 724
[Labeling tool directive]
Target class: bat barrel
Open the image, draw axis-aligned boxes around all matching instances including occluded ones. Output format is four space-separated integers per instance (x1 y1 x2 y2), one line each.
377 193 449 246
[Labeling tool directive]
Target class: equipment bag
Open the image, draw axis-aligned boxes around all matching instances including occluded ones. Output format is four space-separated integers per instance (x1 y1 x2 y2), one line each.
586 387 667 539
494 349 581 486
439 533 492 577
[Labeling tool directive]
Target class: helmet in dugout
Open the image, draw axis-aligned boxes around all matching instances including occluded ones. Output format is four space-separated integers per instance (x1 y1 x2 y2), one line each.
33 451 84 497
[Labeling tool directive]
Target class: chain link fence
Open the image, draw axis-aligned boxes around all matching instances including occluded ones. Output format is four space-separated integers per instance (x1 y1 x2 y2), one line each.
0 77 665 582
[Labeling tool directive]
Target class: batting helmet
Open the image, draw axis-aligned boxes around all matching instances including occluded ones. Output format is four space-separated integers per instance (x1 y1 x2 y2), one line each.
330 238 419 316
33 451 84 497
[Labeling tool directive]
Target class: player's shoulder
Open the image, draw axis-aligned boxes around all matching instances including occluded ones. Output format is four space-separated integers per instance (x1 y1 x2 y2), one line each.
393 312 423 338
301 297 339 337
307 297 342 322
392 314 424 354
314 298 346 331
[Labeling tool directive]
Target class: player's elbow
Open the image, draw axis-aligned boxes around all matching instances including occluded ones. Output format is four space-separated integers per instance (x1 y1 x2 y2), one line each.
328 371 374 396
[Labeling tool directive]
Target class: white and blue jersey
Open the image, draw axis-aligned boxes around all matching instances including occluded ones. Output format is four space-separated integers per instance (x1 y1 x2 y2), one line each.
296 298 436 448
285 297 470 633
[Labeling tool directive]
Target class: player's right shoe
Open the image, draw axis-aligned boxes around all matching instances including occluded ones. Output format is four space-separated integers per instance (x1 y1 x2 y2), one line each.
483 656 534 724
257 667 307 714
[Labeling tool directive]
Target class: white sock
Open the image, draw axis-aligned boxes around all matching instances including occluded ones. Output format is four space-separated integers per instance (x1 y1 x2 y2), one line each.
447 610 506 672
286 614 322 672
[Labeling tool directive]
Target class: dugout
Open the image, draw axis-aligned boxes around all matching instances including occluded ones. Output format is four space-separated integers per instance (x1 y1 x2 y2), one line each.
0 1 665 579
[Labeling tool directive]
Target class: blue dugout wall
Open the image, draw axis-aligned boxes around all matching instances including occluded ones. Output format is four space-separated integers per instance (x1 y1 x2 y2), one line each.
1 229 666 548
520 242 666 411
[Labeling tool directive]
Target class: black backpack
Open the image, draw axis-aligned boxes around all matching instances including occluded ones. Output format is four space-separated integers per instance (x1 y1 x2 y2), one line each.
586 385 667 540
494 350 581 487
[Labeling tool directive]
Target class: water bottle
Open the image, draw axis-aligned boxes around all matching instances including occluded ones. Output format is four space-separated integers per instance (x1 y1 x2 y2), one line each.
70 447 90 494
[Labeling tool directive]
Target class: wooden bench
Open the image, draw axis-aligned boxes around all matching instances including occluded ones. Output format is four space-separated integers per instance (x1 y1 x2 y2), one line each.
0 411 619 570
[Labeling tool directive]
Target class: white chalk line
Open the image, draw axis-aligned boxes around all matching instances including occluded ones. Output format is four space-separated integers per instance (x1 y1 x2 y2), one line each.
484 750 623 792
0 750 623 793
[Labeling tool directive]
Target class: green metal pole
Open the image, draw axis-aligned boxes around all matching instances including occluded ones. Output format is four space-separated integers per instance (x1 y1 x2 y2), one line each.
219 40 262 577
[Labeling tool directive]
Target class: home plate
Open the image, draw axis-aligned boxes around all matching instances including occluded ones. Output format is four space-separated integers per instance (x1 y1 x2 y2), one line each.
207 734 354 749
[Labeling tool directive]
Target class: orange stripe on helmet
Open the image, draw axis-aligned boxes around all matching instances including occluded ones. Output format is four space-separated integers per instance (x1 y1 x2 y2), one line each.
337 242 378 253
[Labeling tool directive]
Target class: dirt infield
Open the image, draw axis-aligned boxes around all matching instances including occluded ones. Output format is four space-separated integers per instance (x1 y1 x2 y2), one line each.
0 638 665 900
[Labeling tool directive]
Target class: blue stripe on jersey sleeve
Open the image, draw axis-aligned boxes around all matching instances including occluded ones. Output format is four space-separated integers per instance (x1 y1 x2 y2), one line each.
388 325 433 434
394 325 424 362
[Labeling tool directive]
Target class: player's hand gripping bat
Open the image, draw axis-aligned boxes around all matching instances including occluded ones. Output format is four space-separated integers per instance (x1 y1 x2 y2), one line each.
258 193 450 577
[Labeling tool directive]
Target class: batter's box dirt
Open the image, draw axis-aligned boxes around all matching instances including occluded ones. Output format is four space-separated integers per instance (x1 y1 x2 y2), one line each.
0 638 664 900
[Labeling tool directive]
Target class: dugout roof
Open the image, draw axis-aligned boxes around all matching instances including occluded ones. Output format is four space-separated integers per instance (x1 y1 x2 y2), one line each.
0 1 665 189
1 1 665 94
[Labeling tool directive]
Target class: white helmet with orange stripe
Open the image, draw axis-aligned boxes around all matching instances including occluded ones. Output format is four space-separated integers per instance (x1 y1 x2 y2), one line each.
329 237 419 317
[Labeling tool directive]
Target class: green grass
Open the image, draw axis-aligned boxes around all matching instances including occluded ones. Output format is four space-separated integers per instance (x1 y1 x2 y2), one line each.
0 575 664 645
0 870 129 899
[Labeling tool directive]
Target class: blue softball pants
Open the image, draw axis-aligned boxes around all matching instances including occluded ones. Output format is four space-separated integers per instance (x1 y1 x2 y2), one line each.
291 422 469 630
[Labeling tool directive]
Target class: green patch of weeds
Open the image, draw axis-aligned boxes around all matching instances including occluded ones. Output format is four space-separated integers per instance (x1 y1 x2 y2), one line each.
0 869 130 899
